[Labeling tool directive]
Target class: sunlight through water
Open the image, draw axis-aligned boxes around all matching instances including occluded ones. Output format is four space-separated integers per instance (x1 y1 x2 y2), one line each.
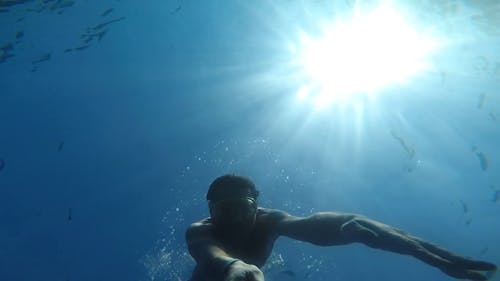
296 2 439 109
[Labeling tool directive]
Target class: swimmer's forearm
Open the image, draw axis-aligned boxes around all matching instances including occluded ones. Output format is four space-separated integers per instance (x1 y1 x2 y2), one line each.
205 251 245 280
337 217 455 269
189 242 240 278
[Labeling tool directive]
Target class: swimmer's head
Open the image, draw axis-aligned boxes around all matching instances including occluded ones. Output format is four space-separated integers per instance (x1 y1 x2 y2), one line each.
207 174 259 230
206 174 259 202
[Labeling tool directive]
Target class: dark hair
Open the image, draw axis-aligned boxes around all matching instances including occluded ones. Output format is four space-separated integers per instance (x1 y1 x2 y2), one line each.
206 174 259 202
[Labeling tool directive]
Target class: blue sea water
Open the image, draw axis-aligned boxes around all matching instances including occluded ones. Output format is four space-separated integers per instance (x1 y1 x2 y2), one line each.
0 1 499 281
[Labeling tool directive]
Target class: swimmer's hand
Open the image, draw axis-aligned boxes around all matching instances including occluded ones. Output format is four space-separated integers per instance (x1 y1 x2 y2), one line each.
437 256 497 281
224 260 264 281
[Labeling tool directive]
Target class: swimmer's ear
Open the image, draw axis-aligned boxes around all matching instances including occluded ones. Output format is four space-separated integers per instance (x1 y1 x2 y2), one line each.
208 201 215 217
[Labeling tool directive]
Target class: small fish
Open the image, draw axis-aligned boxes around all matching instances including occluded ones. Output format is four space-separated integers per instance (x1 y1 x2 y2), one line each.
1 0 32 8
63 48 73 53
0 43 13 51
95 30 107 41
83 36 93 44
67 208 72 221
465 218 472 226
278 270 296 277
0 158 5 171
74 45 90 51
440 71 446 83
92 16 125 30
101 8 113 17
81 30 107 44
494 62 500 76
480 247 489 255
459 200 468 214
391 130 415 159
0 50 14 63
58 141 64 151
490 112 497 121
32 53 51 64
15 31 24 40
474 56 489 72
171 5 181 14
477 93 486 109
50 0 74 11
475 151 488 171
26 6 46 13
492 190 500 203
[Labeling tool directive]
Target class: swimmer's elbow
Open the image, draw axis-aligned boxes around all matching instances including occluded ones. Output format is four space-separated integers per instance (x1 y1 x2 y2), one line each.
339 216 381 245
278 212 361 246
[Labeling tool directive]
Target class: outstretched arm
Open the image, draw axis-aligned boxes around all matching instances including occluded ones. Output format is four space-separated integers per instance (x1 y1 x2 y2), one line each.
275 211 497 280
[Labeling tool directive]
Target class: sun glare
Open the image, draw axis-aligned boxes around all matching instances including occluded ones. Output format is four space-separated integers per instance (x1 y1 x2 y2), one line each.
297 3 438 108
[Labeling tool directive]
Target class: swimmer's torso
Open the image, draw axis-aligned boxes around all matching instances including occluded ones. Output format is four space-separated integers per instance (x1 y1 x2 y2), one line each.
188 208 284 281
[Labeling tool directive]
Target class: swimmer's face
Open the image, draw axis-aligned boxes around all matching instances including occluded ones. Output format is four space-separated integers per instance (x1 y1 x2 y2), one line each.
209 197 257 230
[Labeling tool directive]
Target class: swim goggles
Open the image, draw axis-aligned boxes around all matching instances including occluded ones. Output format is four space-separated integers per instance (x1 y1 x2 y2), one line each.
209 197 257 224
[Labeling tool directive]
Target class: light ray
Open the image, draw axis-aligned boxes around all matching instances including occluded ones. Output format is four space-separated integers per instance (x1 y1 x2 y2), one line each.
296 2 439 109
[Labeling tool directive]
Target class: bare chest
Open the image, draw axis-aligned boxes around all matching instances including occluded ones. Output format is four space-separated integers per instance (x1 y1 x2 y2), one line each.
220 225 277 267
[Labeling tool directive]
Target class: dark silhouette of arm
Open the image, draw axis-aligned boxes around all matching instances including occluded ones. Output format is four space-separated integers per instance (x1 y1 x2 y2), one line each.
275 211 497 280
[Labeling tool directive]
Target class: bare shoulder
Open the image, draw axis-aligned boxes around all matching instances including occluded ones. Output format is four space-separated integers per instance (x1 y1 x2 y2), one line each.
188 217 212 228
255 207 305 229
256 207 290 221
186 217 213 240
257 208 353 222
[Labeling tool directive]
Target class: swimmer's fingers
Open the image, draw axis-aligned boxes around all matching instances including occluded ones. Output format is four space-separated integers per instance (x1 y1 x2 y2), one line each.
463 261 497 272
417 239 497 271
441 266 495 281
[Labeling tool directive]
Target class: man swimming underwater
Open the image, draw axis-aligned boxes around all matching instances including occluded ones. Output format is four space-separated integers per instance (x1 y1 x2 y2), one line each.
186 174 497 281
